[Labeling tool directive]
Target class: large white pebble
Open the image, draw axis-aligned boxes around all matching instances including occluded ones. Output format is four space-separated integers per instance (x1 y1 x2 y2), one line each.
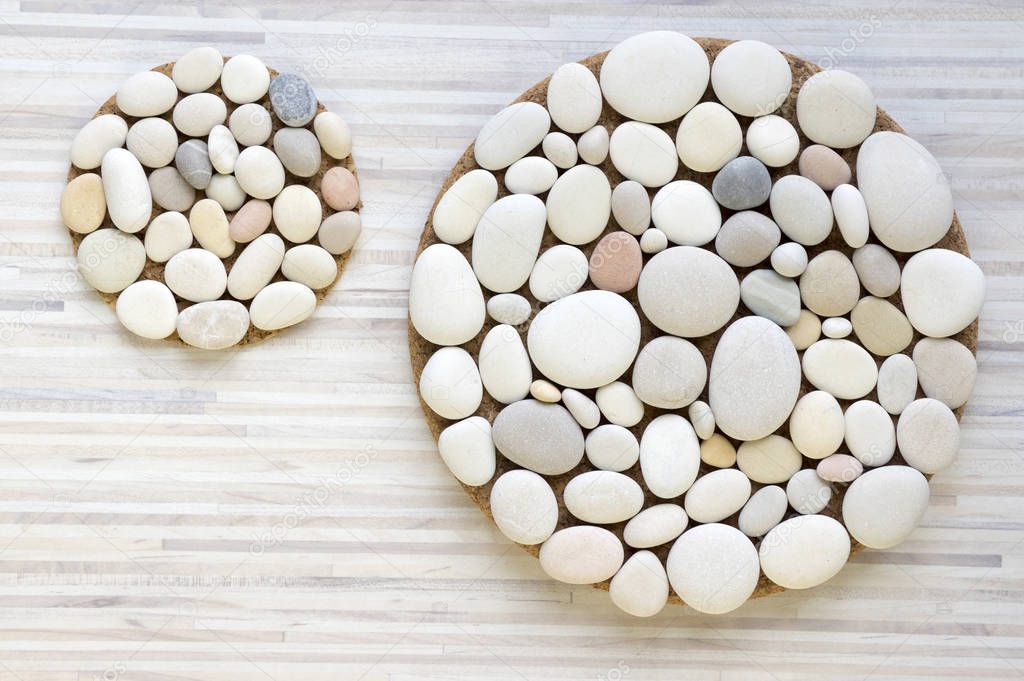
418 346 483 420
564 471 644 524
172 92 227 137
71 114 128 170
478 324 532 404
845 399 896 467
789 390 845 459
738 485 787 537
172 46 223 93
896 398 960 473
610 551 669 618
539 526 624 585
313 111 352 160
711 39 792 116
684 468 751 523
221 55 270 104
638 246 739 338
143 211 192 263
77 228 145 293
409 244 485 346
527 290 640 389
272 185 322 243
759 515 850 589
227 234 285 301
281 244 337 290
208 125 240 175
546 165 611 245
438 416 495 486
101 148 152 234
164 248 227 302
831 183 869 248
675 102 742 173
769 175 833 246
843 466 930 549
623 504 688 549
609 121 679 188
474 102 550 170
234 146 285 200
116 70 177 117
640 414 700 499
802 339 878 400
125 117 177 168
594 381 644 427
432 169 498 245
528 245 588 302
472 194 546 292
667 523 759 614
600 31 709 123
901 248 985 338
249 281 317 331
490 470 558 545
176 301 250 350
796 70 876 148
877 354 918 415
546 62 602 133
651 180 721 246
504 156 557 195
115 280 177 339
746 115 799 167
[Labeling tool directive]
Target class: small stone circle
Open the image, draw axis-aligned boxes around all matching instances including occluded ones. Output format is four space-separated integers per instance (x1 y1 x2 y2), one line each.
63 50 361 348
410 35 979 615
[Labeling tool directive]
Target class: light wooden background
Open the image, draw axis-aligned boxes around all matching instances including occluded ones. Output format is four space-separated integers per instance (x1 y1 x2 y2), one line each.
0 1 1022 679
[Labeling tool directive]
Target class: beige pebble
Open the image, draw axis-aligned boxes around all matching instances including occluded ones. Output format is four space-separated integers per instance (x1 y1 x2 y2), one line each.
589 231 642 293
205 174 247 212
530 379 561 403
684 468 751 523
877 354 918 416
227 234 286 301
188 199 234 258
61 173 106 234
438 417 495 487
208 125 240 175
322 166 360 211
148 167 196 213
844 399 896 467
250 281 317 331
282 244 338 290
623 505 687 549
272 185 322 243
852 243 901 298
164 248 227 302
595 381 644 428
143 211 192 263
115 70 177 117
639 228 668 254
176 300 250 350
489 469 557 545
229 103 273 147
313 111 352 160
802 339 879 400
318 211 362 255
70 114 127 170
611 180 651 236
539 526 623 585
798 144 851 190
913 338 977 409
171 46 223 93
789 390 844 460
800 250 860 317
851 296 913 356
172 92 227 137
737 435 802 484
115 280 177 340
229 200 272 244
221 54 270 104
234 146 285 200
541 131 577 169
126 117 178 168
563 470 644 524
77 228 145 293
785 309 821 350
897 398 960 473
700 433 736 468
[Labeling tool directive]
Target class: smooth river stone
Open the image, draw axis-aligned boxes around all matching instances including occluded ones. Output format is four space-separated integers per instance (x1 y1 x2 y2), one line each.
666 523 759 614
769 175 833 246
164 248 227 302
492 400 584 475
843 466 930 549
313 111 352 160
740 269 800 326
676 102 742 173
229 103 273 146
736 435 802 484
530 379 560 403
269 73 318 127
771 242 808 278
226 234 286 301
70 114 127 170
115 70 177 117
174 139 212 191
490 470 558 545
486 293 531 326
851 296 913 356
738 485 787 538
234 146 285 200
594 381 644 427
711 39 791 117
589 232 642 293
148 167 196 213
409 244 485 346
712 155 771 210
188 199 234 258
631 335 706 409
745 114 799 167
600 31 709 123
610 551 669 618
321 167 360 211
688 400 715 439
437 416 495 486
623 504 687 549
831 183 869 248
913 338 977 409
546 164 611 245
562 389 600 430
845 399 896 467
639 247 739 338
639 414 700 499
546 62 602 133
611 181 651 235
799 144 851 191
877 354 918 416
101 148 152 233
528 245 588 302
542 132 577 169
609 122 679 188
802 339 878 399
796 70 876 148
709 316 801 441
800 250 860 317
172 93 226 137
281 244 337 290
249 281 316 331
585 424 639 471
273 185 322 243
789 390 845 459
474 101 550 171
478 324 532 404
539 526 624 585
143 211 192 263
176 301 250 350
527 290 640 389
419 346 483 420
504 156 557 195
714 211 780 267
221 55 270 104
816 453 864 483
172 46 223 93
640 228 668 254
901 248 985 338
700 434 736 468
786 468 832 514
897 398 960 473
432 169 498 245
318 211 361 255
228 200 271 244
115 280 177 340
473 194 546 292
205 174 246 212
273 127 322 178
651 180 721 246
578 125 609 165
684 468 751 523
61 173 106 234
126 117 177 168
564 471 644 524
786 308 821 350
759 515 851 589
858 131 954 252
853 244 901 298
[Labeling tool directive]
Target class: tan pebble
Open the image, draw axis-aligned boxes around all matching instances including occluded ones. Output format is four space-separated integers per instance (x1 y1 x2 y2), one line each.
817 453 864 483
913 338 977 409
530 379 561 403
229 200 272 244
798 144 852 190
851 296 914 356
281 244 338 290
611 180 651 235
318 211 362 255
321 166 360 211
852 244 901 298
800 250 860 317
785 309 821 350
589 231 642 293
188 199 234 258
897 398 960 473
61 173 106 234
736 435 802 484
313 111 352 160
143 211 192 263
700 433 736 468
273 185 322 243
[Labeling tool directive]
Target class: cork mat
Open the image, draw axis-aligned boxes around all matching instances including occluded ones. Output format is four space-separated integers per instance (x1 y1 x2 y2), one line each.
410 38 977 603
65 59 361 347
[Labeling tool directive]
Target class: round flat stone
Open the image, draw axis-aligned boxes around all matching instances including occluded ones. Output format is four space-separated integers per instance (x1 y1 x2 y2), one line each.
176 301 250 350
799 144 851 191
800 250 860 317
786 468 832 514
564 471 644 524
676 102 742 173
736 435 802 484
221 55 270 104
490 469 558 545
409 244 485 346
913 338 977 409
269 73 318 127
589 231 642 293
771 242 808 278
877 354 918 416
609 551 669 618
897 398 960 473
785 309 821 351
546 61 602 133
478 324 532 405
738 485 787 537
77 228 145 293
651 181 721 246
901 248 985 338
769 175 834 246
438 417 495 487
546 164 611 245
712 155 771 210
715 211 780 267
639 247 739 338
229 103 273 146
640 414 700 499
666 523 759 614
843 466 930 549
609 122 678 188
115 280 177 340
796 70 876 148
474 102 550 171
740 269 800 327
585 424 639 472
492 399 584 475
790 390 845 459
419 346 483 420
611 180 651 235
851 296 913 356
172 46 223 93
164 248 227 303
759 515 851 589
61 173 106 234
684 468 751 523
623 504 687 549
853 244 901 298
631 336 706 409
711 39 791 117
746 114 799 167
431 169 498 245
802 339 878 399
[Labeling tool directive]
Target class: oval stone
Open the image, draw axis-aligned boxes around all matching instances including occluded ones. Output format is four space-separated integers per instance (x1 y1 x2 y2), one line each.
61 173 106 234
126 117 177 168
281 244 337 290
249 281 317 331
528 245 588 302
746 114 799 167
639 247 739 338
490 470 558 545
913 338 977 409
639 414 700 499
651 180 721 247
843 466 930 549
623 504 687 550
472 194 546 292
831 183 869 247
897 398 960 474
736 435 802 484
802 339 878 399
640 228 668 254
562 389 600 430
877 354 918 416
269 72 318 127
321 167 360 211
800 250 860 317
546 164 611 246
234 146 285 200
486 293 531 326
504 156 557 195
546 62 602 133
77 228 145 293
188 198 234 258
611 180 651 235
578 125 609 165
789 390 845 459
759 515 851 589
221 55 270 104
844 399 896 467
712 155 771 210
786 308 821 350
609 122 678 188
585 424 639 472
901 248 985 338
740 269 800 326
70 114 128 170
474 102 550 171
432 169 498 245
144 211 192 263
666 523 759 614
564 471 644 524
176 301 250 350
700 434 736 469
101 148 152 233
594 381 644 428
313 111 352 160
631 335 707 409
318 211 362 256
438 416 495 487
786 468 832 514
822 317 852 339
229 200 272 243
539 526 624 585
409 244 485 346
851 296 913 356
172 93 227 137
711 39 791 116
853 244 901 298
419 346 483 420
816 453 864 483
115 280 177 340
116 70 177 117
688 401 715 439
771 242 808 278
492 400 584 475
676 102 742 173
709 316 801 441
796 70 876 148
715 211 781 267
205 174 246 212
738 485 787 537
769 175 833 246
478 324 532 404
149 167 196 213
799 144 851 191
589 231 642 293
272 185 322 243
228 103 273 146
174 139 212 190
609 550 669 618
172 46 223 93
227 234 286 301
542 131 577 169
273 127 322 178
164 248 227 302
684 468 751 523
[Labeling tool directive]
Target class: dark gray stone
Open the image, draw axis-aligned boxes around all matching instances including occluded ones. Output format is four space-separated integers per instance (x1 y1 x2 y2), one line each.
712 155 772 210
269 73 318 127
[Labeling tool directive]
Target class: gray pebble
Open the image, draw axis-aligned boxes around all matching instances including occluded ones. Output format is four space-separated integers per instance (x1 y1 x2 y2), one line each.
712 156 771 210
740 269 801 326
174 139 212 190
269 73 318 127
273 127 322 178
148 166 196 212
714 211 781 267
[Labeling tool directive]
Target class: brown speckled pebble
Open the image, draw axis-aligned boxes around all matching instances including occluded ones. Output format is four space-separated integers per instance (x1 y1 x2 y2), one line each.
589 231 642 293
798 144 852 191
322 166 360 211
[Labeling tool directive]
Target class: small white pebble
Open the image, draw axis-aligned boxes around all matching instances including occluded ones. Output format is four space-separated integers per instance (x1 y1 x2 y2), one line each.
578 125 609 165
542 131 577 169
770 242 808 277
688 400 716 440
639 228 668 254
821 317 853 339
530 379 562 403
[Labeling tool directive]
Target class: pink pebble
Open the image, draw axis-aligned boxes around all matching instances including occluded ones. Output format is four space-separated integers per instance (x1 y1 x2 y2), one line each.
816 453 864 483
